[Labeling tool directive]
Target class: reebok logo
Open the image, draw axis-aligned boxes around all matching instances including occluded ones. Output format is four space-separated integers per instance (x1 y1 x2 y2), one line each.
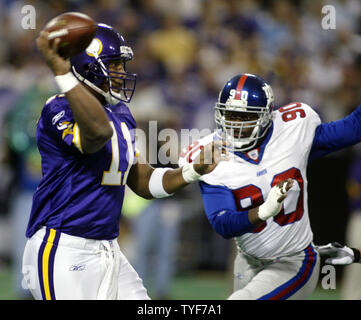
69 264 86 271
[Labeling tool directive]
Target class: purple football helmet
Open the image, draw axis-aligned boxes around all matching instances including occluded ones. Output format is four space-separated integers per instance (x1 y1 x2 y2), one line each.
70 23 137 105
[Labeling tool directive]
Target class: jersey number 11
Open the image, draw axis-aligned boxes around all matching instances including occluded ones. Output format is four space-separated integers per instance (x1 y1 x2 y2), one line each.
101 121 134 186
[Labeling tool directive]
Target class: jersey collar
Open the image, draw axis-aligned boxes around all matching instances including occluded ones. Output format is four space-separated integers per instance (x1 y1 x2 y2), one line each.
233 123 274 164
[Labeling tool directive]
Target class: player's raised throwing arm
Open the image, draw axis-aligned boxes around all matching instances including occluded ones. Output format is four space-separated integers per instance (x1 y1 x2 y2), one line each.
36 31 113 153
127 141 228 199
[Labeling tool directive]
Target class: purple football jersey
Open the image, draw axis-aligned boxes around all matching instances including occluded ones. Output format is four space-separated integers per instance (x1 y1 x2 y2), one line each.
26 95 137 240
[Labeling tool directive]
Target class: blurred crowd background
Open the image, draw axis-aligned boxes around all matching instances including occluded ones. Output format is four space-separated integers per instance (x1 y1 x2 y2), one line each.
0 0 361 300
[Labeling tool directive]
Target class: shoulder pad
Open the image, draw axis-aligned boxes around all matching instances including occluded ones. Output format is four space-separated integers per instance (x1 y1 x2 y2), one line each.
45 94 66 106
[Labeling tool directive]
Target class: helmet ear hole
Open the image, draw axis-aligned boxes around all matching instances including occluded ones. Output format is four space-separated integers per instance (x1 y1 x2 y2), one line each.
87 63 103 82
89 64 99 73
83 63 90 72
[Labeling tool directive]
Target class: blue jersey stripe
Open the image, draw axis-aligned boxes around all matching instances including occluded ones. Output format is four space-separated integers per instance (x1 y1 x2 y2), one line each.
258 244 317 300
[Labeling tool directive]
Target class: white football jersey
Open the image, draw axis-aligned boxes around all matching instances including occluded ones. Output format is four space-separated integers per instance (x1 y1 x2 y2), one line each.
179 102 321 259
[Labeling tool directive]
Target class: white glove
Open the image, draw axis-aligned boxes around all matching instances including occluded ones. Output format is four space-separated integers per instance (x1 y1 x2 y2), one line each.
316 242 360 265
258 179 293 221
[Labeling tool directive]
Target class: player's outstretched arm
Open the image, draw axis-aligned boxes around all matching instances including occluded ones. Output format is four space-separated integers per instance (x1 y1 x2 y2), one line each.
309 105 361 161
36 31 113 153
127 141 228 199
317 242 361 265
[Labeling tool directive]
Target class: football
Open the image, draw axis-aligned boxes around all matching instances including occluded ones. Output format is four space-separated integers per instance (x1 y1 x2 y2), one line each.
43 12 97 59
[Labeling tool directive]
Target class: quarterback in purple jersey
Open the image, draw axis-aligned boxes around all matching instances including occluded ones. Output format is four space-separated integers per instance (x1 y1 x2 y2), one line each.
22 23 226 300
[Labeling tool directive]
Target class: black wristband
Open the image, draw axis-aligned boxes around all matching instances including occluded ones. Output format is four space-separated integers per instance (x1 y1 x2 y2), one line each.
351 247 361 263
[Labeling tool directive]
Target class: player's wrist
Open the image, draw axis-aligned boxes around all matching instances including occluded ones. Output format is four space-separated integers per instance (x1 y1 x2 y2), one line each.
54 71 79 93
258 185 283 221
182 163 202 183
148 168 174 198
54 67 71 76
44 53 70 75
53 63 71 76
258 203 282 221
192 162 206 175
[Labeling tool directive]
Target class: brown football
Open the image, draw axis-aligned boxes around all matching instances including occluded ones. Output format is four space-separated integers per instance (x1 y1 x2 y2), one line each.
43 12 97 58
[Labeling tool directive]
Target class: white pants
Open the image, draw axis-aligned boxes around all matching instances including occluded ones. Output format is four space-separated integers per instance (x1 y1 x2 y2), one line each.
22 227 150 300
228 243 320 300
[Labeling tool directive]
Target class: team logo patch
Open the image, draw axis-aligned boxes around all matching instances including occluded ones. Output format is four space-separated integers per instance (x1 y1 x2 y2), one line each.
86 38 103 57
57 121 70 131
217 210 226 217
257 169 267 177
52 110 65 125
247 149 259 161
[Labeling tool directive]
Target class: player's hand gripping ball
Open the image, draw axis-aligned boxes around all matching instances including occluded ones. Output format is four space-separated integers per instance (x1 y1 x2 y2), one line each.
43 12 97 59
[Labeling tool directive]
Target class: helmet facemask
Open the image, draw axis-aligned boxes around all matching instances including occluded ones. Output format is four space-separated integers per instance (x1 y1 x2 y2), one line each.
215 104 272 152
97 56 136 104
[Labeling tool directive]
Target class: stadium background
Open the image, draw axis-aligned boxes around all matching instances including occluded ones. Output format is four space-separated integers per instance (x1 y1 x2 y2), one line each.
0 0 360 300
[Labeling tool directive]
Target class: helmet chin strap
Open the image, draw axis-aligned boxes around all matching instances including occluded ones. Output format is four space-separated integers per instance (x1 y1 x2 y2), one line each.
95 57 122 106
226 123 260 151
105 93 120 106
72 67 120 106
231 139 257 151
107 80 124 105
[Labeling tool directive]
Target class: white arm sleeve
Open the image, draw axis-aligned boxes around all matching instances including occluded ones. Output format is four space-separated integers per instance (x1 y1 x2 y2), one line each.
148 168 174 198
